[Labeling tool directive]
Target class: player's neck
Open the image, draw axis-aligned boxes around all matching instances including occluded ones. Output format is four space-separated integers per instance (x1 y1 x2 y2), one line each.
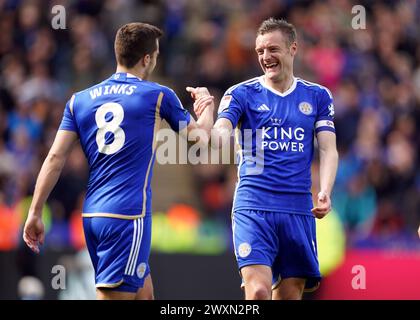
265 74 295 93
116 65 145 80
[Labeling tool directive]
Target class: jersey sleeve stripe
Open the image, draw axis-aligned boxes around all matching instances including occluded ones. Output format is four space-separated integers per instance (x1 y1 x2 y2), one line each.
315 127 336 134
69 94 76 115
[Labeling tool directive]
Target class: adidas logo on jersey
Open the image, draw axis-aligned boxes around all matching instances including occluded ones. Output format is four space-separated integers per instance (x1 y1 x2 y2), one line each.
257 104 270 111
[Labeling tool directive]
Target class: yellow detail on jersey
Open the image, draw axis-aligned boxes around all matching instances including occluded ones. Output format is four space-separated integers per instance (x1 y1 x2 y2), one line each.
141 92 163 217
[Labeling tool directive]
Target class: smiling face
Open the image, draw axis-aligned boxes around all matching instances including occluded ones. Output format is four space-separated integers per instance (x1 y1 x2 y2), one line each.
255 30 297 84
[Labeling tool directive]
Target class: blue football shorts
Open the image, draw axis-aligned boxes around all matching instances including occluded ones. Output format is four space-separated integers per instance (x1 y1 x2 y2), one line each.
232 209 321 291
83 214 151 293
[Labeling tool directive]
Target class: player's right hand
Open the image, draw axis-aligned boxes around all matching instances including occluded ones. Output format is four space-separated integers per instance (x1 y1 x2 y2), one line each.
193 95 214 117
186 86 210 100
23 214 45 254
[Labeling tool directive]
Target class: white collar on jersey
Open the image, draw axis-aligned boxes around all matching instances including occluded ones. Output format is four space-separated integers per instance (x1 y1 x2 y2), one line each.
259 75 297 97
126 72 143 80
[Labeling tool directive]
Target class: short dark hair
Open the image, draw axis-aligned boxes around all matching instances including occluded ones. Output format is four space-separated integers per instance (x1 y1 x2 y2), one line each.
257 18 297 46
114 22 163 68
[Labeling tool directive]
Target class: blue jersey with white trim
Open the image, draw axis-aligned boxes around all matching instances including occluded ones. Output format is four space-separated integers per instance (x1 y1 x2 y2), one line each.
59 72 191 217
218 76 335 214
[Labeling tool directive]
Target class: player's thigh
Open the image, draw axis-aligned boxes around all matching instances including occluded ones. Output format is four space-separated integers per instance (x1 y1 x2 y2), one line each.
241 265 272 300
272 277 305 300
135 274 154 300
241 264 272 288
96 288 136 300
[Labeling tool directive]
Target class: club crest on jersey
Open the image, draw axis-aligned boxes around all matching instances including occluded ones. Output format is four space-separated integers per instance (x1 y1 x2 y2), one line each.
298 102 313 115
238 242 252 258
136 262 147 279
270 118 282 126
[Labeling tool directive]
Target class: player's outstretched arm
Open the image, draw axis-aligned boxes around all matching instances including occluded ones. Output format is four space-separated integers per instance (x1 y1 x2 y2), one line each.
185 87 215 146
23 130 78 253
311 131 338 219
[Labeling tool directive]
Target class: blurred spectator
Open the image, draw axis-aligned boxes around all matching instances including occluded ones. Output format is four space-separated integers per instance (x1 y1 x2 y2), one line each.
17 276 45 300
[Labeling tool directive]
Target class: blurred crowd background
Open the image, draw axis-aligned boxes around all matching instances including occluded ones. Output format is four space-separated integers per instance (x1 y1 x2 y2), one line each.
0 0 420 299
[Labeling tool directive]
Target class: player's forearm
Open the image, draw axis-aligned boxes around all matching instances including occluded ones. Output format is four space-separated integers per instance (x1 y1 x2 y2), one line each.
210 118 233 150
210 127 231 150
195 105 215 143
318 148 338 196
29 153 67 216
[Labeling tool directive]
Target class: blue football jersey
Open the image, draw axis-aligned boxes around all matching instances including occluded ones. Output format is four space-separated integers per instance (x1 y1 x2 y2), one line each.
59 72 191 218
218 76 335 215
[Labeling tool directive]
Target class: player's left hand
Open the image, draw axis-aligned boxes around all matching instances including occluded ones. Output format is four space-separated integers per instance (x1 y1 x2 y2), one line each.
186 86 210 100
311 191 331 219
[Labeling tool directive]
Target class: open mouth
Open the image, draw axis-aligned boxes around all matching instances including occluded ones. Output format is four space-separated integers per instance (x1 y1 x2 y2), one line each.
264 62 279 71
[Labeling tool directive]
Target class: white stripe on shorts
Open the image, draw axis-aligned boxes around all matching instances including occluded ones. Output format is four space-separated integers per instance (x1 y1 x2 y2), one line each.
128 218 143 275
125 219 139 275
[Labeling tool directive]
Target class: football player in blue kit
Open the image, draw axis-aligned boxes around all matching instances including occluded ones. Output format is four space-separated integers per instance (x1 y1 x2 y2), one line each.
23 22 215 300
212 18 339 299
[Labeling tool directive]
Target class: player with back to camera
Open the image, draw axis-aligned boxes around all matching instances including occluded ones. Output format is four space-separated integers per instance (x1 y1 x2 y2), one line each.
23 22 215 300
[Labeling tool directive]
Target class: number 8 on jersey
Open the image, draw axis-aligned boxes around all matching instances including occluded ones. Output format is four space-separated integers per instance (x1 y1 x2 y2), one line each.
95 102 126 155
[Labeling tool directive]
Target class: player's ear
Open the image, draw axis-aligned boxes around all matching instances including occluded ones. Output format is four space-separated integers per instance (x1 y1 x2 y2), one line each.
289 41 297 56
142 54 151 67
